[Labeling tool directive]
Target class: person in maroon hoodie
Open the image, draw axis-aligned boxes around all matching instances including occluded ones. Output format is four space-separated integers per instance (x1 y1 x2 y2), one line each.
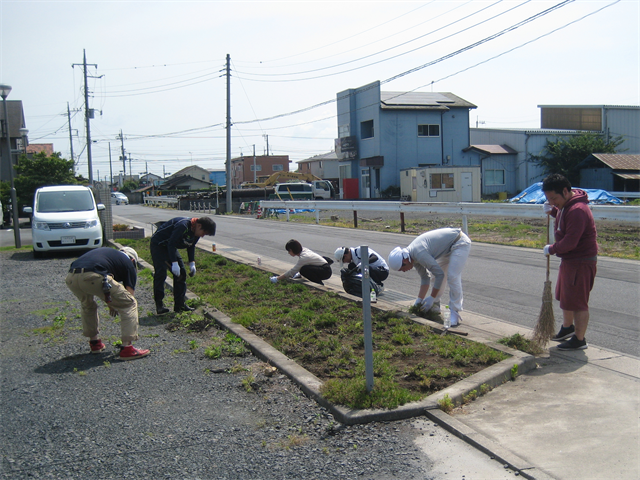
542 174 598 350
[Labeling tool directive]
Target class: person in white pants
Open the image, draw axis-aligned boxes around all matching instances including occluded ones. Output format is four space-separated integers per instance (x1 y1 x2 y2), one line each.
388 228 471 326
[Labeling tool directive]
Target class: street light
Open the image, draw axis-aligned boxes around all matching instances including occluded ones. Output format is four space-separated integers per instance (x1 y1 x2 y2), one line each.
0 83 21 248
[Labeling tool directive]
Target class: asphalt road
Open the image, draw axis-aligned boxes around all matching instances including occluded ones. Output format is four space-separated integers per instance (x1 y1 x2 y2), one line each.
6 204 639 357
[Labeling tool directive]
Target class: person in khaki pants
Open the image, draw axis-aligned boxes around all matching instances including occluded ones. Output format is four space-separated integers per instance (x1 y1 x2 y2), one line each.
65 246 149 360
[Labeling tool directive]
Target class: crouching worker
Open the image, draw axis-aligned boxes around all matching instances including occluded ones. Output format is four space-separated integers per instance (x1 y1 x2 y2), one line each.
334 245 389 297
65 247 149 360
388 227 471 326
270 239 333 286
150 216 216 314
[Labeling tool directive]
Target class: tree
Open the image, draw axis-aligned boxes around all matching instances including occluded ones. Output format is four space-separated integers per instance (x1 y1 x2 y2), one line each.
14 152 77 207
120 180 139 193
529 132 624 186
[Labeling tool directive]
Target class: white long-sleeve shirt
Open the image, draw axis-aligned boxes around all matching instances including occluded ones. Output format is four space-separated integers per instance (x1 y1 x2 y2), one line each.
407 228 462 289
283 247 328 279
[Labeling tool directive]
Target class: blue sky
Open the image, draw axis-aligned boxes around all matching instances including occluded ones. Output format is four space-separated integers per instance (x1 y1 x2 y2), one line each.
1 0 638 182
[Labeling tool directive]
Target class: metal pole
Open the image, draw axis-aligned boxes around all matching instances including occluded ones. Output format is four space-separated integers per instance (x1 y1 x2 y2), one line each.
67 102 75 170
83 49 93 184
360 245 374 392
1 93 21 247
225 54 232 213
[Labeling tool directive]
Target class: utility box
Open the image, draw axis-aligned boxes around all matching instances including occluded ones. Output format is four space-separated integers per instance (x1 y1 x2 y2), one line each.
342 178 359 199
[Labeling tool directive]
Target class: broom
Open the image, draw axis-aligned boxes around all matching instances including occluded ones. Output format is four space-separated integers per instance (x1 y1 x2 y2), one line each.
533 214 556 347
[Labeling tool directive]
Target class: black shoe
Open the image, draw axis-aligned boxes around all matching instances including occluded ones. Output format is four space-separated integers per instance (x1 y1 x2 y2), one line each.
557 335 587 350
552 324 575 341
175 304 194 313
156 304 170 316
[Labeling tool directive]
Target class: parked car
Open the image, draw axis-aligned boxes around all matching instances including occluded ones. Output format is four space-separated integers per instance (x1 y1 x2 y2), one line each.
23 185 105 258
111 192 129 205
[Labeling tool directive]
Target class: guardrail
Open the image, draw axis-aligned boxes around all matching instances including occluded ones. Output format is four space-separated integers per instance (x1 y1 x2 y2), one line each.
610 191 640 199
144 196 178 207
189 201 216 214
258 200 639 233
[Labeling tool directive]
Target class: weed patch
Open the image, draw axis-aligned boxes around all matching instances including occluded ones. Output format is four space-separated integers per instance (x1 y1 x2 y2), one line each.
120 238 510 410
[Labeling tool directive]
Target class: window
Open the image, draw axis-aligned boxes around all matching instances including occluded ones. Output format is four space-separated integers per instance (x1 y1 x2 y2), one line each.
272 164 283 171
418 124 440 137
361 120 374 139
250 165 262 172
431 173 454 189
485 169 505 186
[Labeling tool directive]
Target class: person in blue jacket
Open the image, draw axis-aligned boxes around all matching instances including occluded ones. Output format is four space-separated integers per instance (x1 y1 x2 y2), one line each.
150 216 216 314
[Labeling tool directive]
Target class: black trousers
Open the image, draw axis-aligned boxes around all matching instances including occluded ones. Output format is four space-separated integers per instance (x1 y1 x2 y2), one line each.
370 267 389 286
300 263 332 284
150 243 187 308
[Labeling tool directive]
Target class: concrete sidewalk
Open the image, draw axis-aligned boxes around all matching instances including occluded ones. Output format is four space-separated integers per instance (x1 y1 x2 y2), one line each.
204 237 639 480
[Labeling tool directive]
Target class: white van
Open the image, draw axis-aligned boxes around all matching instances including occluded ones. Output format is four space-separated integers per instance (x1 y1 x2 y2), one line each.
24 185 105 258
269 181 334 200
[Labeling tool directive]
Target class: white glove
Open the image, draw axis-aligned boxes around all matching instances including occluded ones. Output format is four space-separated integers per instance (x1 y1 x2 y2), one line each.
189 262 196 276
420 296 435 311
543 245 551 256
543 202 553 214
414 298 424 306
171 262 181 276
270 276 278 284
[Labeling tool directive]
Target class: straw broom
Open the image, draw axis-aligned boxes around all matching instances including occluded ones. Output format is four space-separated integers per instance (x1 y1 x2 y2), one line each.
533 214 556 347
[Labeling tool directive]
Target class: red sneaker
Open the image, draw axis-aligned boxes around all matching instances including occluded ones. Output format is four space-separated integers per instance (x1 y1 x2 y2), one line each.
90 339 106 354
119 345 150 361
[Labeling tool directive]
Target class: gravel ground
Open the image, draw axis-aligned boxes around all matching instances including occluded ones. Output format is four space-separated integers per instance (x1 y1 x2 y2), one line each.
0 249 435 480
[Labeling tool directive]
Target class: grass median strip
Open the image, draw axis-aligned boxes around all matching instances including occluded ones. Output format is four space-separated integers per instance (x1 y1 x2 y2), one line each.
120 238 509 410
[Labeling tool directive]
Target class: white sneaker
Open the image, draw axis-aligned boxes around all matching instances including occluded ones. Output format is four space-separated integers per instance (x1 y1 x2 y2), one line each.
430 301 441 314
450 309 462 326
292 272 301 279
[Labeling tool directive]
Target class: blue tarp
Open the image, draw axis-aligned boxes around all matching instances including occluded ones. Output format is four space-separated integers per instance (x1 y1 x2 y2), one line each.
509 182 623 204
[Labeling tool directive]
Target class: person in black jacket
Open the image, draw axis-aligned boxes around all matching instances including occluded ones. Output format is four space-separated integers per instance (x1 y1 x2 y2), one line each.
150 216 216 314
65 246 149 360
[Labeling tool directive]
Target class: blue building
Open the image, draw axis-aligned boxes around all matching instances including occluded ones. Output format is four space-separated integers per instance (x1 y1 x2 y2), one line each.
336 80 476 198
208 169 226 187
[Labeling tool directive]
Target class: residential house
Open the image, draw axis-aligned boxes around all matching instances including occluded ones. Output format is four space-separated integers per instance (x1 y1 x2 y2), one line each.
169 165 210 184
336 80 477 198
139 173 163 187
578 154 640 192
160 175 212 191
0 99 26 184
297 151 340 192
230 155 289 188
208 169 226 187
26 143 54 157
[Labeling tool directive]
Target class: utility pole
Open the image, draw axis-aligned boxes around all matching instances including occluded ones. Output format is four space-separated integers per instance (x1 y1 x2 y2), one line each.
117 129 126 180
72 50 100 184
67 102 75 170
128 154 132 182
253 144 256 182
225 53 232 211
108 142 113 189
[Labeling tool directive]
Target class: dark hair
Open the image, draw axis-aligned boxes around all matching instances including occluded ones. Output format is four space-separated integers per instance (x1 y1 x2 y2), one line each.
541 173 572 195
196 217 216 235
285 239 302 255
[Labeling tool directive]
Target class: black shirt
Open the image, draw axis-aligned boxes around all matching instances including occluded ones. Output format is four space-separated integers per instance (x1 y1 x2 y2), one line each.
150 217 199 263
70 247 137 290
